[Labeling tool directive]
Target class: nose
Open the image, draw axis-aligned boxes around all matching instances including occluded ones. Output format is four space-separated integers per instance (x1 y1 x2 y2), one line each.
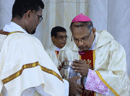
78 40 84 46
63 37 66 41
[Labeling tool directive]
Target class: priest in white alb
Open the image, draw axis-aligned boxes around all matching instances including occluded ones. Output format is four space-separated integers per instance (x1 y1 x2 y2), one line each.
46 26 67 68
0 0 71 96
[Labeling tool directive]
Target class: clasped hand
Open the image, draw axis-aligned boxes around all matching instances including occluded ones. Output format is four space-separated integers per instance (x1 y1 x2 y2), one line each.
72 59 89 77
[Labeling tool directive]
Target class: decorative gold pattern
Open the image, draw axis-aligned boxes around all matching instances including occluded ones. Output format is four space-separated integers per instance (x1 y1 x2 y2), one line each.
93 50 96 96
79 50 96 95
95 71 119 96
8 31 24 35
87 59 91 64
0 31 24 36
40 65 63 82
79 55 81 59
2 62 39 84
93 50 95 70
2 61 63 84
84 59 93 69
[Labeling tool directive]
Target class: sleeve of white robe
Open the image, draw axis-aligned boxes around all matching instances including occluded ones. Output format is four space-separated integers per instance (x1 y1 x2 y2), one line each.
63 79 69 96
21 80 69 96
84 69 115 96
0 80 3 93
85 40 129 95
1 79 69 96
34 79 69 96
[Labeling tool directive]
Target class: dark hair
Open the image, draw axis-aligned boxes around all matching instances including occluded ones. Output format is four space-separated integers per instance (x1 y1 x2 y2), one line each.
70 21 94 33
51 26 66 37
12 0 44 19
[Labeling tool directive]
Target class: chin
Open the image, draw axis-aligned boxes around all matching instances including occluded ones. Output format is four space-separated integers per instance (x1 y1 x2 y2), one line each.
60 44 65 48
59 46 63 49
81 49 87 51
30 30 36 34
79 47 89 51
29 28 36 34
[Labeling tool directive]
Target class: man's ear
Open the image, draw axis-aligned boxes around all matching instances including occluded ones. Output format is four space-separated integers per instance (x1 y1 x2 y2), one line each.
51 36 55 42
51 36 57 45
92 28 96 35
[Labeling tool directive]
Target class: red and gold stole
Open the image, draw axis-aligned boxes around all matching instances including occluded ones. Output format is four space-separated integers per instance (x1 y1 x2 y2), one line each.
78 50 95 96
55 51 59 59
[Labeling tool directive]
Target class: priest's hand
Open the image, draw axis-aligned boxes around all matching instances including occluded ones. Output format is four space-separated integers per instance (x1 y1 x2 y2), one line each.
72 60 89 77
67 76 83 95
58 57 68 71
58 62 64 71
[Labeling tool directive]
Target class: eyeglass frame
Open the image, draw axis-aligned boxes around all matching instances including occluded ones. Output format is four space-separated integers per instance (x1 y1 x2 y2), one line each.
56 35 68 40
32 12 43 22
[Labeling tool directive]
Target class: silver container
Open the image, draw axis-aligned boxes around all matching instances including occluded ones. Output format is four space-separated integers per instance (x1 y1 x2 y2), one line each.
60 61 78 79
60 61 82 96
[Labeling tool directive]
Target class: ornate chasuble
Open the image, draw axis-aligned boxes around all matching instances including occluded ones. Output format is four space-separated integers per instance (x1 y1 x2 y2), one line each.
55 51 59 59
0 30 65 96
78 50 95 96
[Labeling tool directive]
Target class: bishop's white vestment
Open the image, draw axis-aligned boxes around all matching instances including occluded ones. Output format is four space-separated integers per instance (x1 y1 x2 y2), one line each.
59 30 129 96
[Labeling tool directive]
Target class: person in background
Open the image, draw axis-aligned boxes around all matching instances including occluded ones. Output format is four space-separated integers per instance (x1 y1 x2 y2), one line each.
46 26 67 68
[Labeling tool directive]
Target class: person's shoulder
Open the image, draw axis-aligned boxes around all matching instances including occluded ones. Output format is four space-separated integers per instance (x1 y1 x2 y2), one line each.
100 30 124 49
8 33 42 46
97 30 114 39
45 47 52 53
96 30 126 54
45 43 55 52
96 30 115 48
110 39 125 52
8 32 31 38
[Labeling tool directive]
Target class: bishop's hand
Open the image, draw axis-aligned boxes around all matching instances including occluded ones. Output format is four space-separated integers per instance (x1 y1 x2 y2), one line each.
72 59 89 77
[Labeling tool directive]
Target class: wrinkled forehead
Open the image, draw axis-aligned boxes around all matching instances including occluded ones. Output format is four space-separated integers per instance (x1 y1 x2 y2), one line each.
72 22 88 31
71 22 87 30
72 22 86 26
72 27 90 38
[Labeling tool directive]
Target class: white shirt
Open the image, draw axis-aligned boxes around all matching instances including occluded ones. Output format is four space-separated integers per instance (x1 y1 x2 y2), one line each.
54 45 61 51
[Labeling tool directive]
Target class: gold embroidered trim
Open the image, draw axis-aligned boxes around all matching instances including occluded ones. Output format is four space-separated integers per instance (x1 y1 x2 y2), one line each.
40 65 63 82
0 31 23 36
79 55 81 59
2 61 63 84
93 50 96 96
8 31 24 35
95 71 119 96
93 50 95 70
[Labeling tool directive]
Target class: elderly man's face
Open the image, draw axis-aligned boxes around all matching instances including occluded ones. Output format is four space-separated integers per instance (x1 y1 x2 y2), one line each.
72 25 95 51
